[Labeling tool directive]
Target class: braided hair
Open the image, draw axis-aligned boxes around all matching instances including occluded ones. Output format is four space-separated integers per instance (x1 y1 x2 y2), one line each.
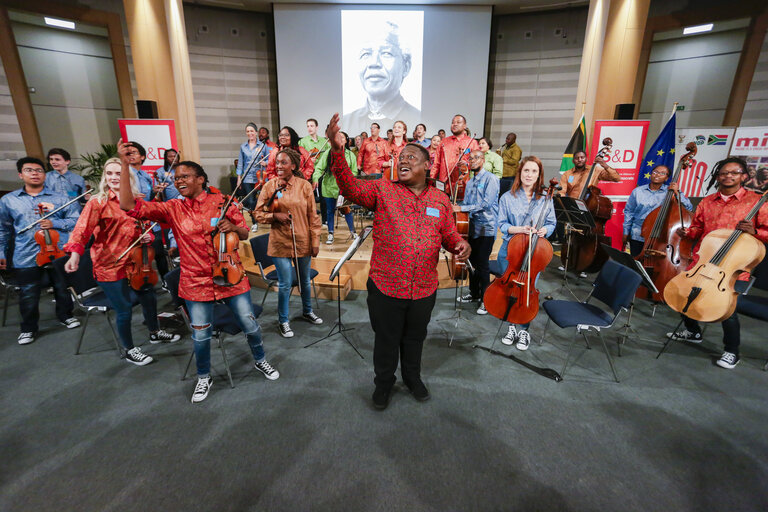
706 157 747 193
276 148 304 178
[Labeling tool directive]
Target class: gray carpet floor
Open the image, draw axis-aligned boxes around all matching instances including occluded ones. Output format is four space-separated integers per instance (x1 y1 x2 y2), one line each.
1 265 767 512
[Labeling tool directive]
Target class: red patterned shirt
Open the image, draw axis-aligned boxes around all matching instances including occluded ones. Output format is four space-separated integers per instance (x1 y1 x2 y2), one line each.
357 136 389 175
431 134 479 186
126 191 250 301
330 150 463 299
686 187 768 271
64 191 149 282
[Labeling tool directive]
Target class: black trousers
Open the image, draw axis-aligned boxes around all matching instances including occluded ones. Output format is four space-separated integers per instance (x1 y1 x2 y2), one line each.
499 177 515 197
13 265 74 333
629 239 644 258
367 278 436 390
469 235 494 300
683 312 740 355
151 233 169 279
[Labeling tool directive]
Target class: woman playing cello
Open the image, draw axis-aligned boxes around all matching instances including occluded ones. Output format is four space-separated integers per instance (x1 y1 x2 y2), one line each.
495 156 556 350
63 158 180 366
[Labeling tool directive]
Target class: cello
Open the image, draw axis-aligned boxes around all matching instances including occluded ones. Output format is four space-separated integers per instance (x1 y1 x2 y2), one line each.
664 189 768 322
34 204 66 267
484 179 558 325
124 220 159 291
560 138 613 273
635 142 697 302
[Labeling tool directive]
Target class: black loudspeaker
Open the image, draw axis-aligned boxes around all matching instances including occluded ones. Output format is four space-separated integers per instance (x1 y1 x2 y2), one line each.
137 100 158 119
614 103 635 120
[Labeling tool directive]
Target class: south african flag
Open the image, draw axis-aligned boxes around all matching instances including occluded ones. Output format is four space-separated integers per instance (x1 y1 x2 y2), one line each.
707 134 728 145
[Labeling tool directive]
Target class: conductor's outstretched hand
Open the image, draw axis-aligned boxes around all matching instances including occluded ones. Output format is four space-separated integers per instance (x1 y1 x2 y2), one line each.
326 113 343 152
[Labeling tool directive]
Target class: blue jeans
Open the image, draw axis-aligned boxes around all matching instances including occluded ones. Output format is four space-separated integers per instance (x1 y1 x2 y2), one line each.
13 265 74 333
273 256 313 323
323 197 355 234
185 291 265 377
497 238 536 330
98 279 159 350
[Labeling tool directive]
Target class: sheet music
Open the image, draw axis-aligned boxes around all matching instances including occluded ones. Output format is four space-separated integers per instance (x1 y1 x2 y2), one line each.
330 226 373 281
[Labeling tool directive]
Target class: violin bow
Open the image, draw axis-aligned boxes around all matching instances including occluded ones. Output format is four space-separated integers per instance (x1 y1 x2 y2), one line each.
18 188 93 233
473 345 563 382
288 209 302 296
446 133 476 203
116 222 158 261
158 151 180 188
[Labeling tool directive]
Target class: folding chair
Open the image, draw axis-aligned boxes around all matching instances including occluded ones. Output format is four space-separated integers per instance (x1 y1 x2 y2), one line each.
164 268 263 388
0 272 20 327
248 234 319 309
51 254 125 357
540 260 643 382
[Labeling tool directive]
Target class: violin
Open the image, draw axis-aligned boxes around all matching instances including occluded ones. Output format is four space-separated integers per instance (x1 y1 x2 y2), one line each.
483 179 558 324
560 137 614 273
636 142 697 302
664 189 768 322
448 164 472 281
211 194 246 287
34 204 66 267
125 220 159 291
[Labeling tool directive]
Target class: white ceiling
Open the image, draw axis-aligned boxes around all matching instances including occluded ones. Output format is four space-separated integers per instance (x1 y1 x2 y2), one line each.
183 0 588 16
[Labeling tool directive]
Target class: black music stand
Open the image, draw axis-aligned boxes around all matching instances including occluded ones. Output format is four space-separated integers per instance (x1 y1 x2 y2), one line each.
304 227 373 358
601 243 661 353
553 195 595 299
440 255 475 346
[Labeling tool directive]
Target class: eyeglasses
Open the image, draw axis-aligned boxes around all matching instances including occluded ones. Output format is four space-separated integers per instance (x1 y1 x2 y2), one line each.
21 168 45 174
718 171 744 177
173 174 195 182
651 170 669 176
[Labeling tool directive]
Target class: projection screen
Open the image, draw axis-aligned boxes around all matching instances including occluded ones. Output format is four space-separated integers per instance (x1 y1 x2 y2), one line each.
273 4 492 138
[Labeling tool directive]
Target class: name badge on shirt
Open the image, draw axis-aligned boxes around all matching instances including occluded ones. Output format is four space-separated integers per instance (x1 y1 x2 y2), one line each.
210 218 218 226
568 175 575 183
277 191 283 198
426 207 440 218
68 191 77 197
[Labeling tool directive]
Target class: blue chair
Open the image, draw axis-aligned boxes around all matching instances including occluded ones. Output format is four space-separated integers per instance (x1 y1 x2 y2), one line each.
489 253 504 278
249 234 319 309
52 253 125 358
736 252 768 370
540 260 643 382
164 268 263 389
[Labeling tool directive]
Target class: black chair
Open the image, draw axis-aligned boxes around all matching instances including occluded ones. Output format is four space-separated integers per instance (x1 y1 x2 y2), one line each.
0 271 20 327
540 260 643 382
164 268 263 388
248 234 319 309
52 253 125 357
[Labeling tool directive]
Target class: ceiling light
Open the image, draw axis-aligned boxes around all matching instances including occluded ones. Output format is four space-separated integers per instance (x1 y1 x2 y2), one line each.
683 24 713 35
44 17 75 30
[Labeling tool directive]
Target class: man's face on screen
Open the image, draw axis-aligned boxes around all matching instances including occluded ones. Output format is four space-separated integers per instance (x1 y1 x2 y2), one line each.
358 34 410 102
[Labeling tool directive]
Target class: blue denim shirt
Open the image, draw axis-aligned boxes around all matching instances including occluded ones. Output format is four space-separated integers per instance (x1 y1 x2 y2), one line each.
460 169 499 238
131 167 161 233
497 188 556 242
623 184 693 242
237 141 271 183
0 186 79 268
44 170 87 207
155 167 180 200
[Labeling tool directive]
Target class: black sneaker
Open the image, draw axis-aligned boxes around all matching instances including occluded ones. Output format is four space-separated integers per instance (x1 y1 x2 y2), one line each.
18 332 35 345
254 360 280 380
516 329 531 351
125 347 153 366
279 322 294 338
405 379 430 402
456 293 476 304
666 329 703 343
716 351 740 369
61 317 80 329
372 386 393 410
302 312 323 325
149 330 181 344
191 376 212 403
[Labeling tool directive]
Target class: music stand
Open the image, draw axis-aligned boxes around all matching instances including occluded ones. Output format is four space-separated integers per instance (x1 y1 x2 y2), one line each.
600 243 661 352
554 195 595 298
304 226 373 358
440 255 475 346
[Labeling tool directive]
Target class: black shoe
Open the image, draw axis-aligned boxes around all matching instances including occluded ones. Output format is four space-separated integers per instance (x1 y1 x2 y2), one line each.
405 379 430 402
372 386 393 410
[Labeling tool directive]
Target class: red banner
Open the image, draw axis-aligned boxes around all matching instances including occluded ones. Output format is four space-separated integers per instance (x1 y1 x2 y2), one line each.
118 119 178 173
590 120 650 247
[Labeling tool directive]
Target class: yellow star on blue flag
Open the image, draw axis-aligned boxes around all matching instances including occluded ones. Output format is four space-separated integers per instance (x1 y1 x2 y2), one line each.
639 112 677 186
657 149 664 156
646 160 654 167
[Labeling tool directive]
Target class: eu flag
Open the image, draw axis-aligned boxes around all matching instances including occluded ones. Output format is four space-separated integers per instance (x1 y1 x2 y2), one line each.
638 112 676 186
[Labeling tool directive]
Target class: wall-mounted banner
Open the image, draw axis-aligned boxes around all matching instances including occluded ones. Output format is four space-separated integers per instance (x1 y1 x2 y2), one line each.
590 120 650 248
673 128 734 198
730 126 768 193
117 119 178 172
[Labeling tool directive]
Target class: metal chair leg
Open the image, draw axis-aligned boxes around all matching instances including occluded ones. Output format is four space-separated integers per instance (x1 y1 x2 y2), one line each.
312 279 319 309
182 350 194 381
560 333 581 378
597 330 620 383
105 311 124 358
539 317 551 346
656 319 684 359
216 333 235 389
261 286 270 307
75 309 91 355
2 288 10 327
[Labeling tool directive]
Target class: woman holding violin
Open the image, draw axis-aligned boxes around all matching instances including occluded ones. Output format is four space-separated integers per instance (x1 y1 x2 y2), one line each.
495 156 556 350
265 126 314 180
64 158 180 365
382 121 408 181
312 131 358 245
255 148 323 338
666 157 768 370
237 123 272 213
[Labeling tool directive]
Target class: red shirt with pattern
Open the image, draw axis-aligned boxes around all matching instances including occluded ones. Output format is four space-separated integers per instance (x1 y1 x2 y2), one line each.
431 134 479 187
64 191 150 282
357 136 389 175
383 138 408 182
265 146 314 181
330 150 463 300
126 191 250 301
686 187 768 273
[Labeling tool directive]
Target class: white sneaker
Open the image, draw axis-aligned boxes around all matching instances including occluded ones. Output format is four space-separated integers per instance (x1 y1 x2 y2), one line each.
557 265 565 272
476 303 488 315
716 351 740 369
191 376 212 403
61 317 80 329
579 272 588 278
125 347 153 366
302 312 323 324
149 330 181 344
501 325 517 346
516 330 531 351
250 224 259 233
18 332 35 345
352 233 359 240
279 322 294 338
666 329 703 343
457 293 475 303
254 360 280 380
326 233 334 244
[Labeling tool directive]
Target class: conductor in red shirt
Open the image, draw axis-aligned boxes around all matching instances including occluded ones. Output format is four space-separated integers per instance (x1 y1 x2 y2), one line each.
326 113 471 410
